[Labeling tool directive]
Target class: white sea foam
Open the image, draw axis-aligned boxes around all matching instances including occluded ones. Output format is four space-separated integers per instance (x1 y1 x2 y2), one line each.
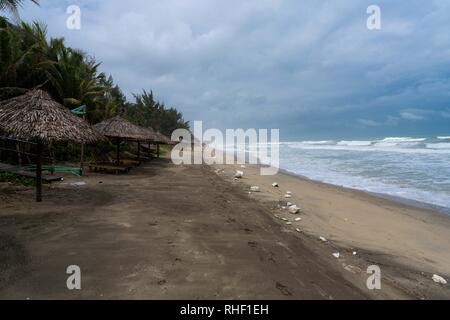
337 140 373 146
279 136 450 211
427 143 450 149
437 136 450 140
380 137 426 142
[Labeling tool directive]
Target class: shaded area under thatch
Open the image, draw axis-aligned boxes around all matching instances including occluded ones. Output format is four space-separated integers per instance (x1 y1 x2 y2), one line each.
0 89 102 144
0 89 102 202
93 115 158 164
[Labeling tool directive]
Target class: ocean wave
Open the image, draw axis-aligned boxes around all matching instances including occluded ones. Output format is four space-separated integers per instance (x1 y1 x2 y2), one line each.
426 143 450 149
437 136 450 140
299 140 334 145
379 137 426 143
337 140 373 146
287 144 450 154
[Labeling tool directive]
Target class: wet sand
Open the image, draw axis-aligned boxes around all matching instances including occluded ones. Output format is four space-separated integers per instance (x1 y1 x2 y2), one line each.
213 161 450 299
0 158 448 299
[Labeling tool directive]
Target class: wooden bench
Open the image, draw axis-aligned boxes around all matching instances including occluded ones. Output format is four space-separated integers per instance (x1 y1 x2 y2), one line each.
120 160 141 167
88 163 132 174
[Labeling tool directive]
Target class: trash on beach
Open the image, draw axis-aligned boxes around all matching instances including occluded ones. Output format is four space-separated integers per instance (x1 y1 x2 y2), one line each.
294 217 302 222
281 218 289 221
295 228 301 233
288 205 300 214
432 274 447 285
343 264 362 274
319 236 327 242
234 170 244 178
332 252 340 259
272 182 279 187
352 251 357 256
284 194 292 198
215 168 224 174
286 222 292 225
286 191 292 195
250 186 260 192
70 181 86 187
287 202 292 206
240 165 246 169
281 206 286 209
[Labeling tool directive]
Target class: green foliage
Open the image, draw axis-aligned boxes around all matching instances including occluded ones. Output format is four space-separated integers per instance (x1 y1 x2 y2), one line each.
127 90 189 136
0 171 34 186
0 18 188 163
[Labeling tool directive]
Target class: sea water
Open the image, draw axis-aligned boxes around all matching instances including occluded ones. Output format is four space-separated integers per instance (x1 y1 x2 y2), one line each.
248 136 450 212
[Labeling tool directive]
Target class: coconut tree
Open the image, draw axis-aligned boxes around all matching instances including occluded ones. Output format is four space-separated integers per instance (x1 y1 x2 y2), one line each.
0 0 40 19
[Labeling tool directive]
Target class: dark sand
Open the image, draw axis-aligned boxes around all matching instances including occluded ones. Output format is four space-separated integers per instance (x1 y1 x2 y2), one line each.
0 159 369 299
0 158 447 299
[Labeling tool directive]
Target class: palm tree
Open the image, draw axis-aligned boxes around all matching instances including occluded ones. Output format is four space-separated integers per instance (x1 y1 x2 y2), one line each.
0 0 39 19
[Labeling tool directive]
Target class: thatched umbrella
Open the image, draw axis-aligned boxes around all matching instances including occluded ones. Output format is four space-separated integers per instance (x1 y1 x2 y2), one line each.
153 131 173 158
0 89 102 202
93 115 154 164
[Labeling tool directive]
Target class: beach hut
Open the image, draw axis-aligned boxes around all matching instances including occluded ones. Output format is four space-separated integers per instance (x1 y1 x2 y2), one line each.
93 115 154 164
153 131 172 158
0 89 102 202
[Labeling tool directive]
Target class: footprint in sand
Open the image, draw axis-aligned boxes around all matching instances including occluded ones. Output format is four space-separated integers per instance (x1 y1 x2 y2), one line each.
275 282 293 296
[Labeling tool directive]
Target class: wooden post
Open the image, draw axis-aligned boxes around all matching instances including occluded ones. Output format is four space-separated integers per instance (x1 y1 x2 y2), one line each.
157 143 160 158
116 138 121 165
137 141 141 164
36 140 43 202
148 142 151 159
16 142 22 167
79 112 86 176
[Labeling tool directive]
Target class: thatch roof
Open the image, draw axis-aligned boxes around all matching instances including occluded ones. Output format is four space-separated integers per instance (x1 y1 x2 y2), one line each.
0 89 101 143
93 115 154 141
154 131 173 144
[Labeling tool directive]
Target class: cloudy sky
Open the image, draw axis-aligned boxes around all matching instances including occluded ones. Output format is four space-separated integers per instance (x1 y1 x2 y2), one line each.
17 0 450 140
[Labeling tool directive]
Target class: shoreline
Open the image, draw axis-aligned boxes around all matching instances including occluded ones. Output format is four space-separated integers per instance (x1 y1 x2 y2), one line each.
277 167 450 216
1 156 449 298
212 158 450 298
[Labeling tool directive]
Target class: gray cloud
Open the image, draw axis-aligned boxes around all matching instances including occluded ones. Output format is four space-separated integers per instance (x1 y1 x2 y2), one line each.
19 0 450 139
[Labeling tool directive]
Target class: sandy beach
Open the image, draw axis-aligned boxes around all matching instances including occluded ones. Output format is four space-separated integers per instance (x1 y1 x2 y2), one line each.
0 157 449 299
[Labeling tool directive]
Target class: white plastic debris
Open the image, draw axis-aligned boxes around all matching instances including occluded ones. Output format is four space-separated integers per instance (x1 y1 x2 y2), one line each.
287 202 292 206
288 205 300 214
332 252 340 259
352 251 357 256
281 206 286 210
281 218 289 221
71 181 86 187
294 217 302 222
240 165 246 169
319 236 327 242
432 274 447 285
286 191 292 195
272 182 279 187
295 228 301 233
284 194 292 198
234 170 244 178
286 222 292 225
250 186 260 192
